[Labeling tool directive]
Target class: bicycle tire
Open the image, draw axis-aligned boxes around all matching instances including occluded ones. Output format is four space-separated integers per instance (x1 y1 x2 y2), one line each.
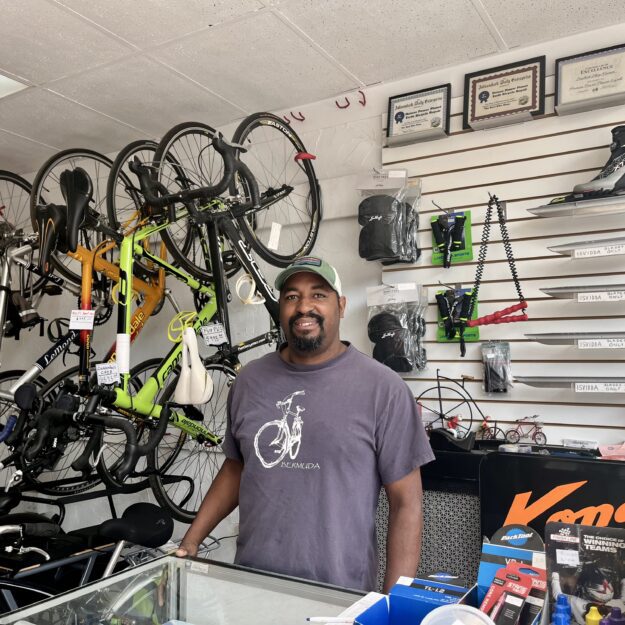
147 362 236 523
154 122 241 282
29 148 116 286
533 431 547 445
0 370 47 467
416 385 474 438
0 171 46 295
232 112 321 267
483 426 505 440
505 429 521 444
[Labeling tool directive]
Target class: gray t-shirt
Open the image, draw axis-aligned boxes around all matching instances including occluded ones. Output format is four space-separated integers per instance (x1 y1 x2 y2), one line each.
222 344 434 591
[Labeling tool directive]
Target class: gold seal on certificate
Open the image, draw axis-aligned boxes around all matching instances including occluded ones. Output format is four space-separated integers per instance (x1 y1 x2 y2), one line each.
556 43 625 115
463 57 545 130
386 84 451 146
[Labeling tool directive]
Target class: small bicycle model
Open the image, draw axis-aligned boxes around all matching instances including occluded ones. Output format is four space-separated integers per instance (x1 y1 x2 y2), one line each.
505 415 547 445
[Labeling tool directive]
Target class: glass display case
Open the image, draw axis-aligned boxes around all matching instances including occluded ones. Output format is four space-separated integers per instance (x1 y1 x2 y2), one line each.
0 555 364 625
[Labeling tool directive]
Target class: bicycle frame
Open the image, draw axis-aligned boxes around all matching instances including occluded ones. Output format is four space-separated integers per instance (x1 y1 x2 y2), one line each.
111 200 280 443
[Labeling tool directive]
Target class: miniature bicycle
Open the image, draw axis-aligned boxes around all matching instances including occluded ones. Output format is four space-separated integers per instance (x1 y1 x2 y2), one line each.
505 415 547 445
254 391 305 468
417 369 505 440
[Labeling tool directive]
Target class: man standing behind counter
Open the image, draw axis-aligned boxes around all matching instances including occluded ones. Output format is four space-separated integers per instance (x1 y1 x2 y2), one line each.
177 257 434 592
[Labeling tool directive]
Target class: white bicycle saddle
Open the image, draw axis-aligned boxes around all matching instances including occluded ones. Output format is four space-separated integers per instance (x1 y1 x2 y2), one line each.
173 328 213 405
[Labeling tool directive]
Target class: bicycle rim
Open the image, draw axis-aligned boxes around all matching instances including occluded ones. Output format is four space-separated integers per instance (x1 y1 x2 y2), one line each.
148 363 236 523
0 171 46 294
154 122 240 281
416 385 473 438
232 112 321 267
18 365 102 495
30 149 116 286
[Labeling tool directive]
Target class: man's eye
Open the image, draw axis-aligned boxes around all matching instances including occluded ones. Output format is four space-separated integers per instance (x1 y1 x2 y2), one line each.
313 293 327 299
285 294 297 301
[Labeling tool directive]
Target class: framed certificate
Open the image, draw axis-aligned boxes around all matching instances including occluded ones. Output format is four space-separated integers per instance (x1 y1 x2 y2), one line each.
386 84 451 145
463 57 545 130
555 43 625 115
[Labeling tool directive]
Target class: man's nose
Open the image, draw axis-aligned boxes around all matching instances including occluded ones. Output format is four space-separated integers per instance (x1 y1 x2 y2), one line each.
295 295 316 313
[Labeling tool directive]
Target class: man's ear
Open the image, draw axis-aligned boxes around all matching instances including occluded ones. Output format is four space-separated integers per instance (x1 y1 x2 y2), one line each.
339 295 347 319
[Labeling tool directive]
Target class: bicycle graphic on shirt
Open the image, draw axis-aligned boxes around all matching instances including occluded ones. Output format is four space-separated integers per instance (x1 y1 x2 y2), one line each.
254 390 305 468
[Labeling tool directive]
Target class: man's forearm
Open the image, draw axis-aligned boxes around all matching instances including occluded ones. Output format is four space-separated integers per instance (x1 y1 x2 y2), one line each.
181 458 242 551
383 469 424 593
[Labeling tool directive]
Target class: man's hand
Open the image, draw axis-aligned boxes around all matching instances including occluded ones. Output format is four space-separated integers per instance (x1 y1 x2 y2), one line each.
176 540 199 558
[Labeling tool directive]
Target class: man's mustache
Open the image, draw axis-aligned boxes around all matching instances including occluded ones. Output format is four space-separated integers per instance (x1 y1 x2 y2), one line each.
289 312 324 330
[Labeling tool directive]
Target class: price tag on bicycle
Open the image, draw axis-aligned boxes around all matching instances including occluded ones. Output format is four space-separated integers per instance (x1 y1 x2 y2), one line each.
69 309 95 330
201 323 228 346
96 363 120 385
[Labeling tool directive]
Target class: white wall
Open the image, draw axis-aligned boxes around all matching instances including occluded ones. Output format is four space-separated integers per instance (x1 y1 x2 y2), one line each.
3 22 625 553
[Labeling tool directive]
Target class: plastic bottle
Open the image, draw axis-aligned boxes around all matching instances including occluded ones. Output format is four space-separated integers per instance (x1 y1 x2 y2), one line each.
554 595 572 620
608 608 625 625
587 606 603 625
553 613 570 625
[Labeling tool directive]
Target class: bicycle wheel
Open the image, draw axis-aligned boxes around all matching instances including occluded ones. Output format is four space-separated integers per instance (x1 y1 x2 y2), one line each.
0 171 46 295
505 429 521 443
416 385 474 439
483 426 506 440
0 370 47 466
29 149 116 285
154 122 240 282
232 112 321 267
147 363 236 523
533 430 547 445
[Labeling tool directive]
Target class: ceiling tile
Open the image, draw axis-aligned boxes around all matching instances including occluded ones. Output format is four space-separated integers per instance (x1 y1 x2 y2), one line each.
480 0 625 48
0 130 57 175
152 11 357 111
49 56 245 137
274 0 500 84
56 0 264 48
0 0 133 84
0 88 144 157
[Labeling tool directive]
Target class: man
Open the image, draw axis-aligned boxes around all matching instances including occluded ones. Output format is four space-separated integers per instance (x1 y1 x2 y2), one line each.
177 257 434 591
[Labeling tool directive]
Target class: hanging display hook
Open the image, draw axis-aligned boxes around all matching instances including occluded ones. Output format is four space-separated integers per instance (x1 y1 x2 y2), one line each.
357 90 366 106
290 111 305 121
335 97 350 109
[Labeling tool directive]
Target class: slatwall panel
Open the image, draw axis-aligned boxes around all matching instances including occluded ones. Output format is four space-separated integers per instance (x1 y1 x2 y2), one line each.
381 79 625 446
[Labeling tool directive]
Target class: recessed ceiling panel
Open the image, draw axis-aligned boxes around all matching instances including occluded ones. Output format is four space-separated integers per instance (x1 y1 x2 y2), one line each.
152 11 357 112
57 0 264 48
274 0 500 84
0 89 144 159
480 0 625 48
0 0 133 84
49 56 245 137
0 130 57 175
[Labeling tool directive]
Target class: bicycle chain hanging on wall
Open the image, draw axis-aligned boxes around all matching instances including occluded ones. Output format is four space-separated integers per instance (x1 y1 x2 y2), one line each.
456 194 528 357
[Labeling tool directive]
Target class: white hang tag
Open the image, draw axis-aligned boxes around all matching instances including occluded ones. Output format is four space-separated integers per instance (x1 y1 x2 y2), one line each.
69 309 95 330
267 222 282 251
116 333 131 373
201 323 228 346
96 363 120 385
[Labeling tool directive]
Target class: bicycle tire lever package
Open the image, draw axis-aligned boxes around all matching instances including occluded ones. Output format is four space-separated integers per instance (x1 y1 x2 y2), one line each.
356 169 421 264
366 283 428 373
482 342 512 394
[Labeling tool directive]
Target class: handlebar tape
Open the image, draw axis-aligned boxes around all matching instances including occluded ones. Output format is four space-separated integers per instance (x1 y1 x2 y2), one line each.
466 301 528 327
23 408 74 461
22 522 61 538
0 415 17 444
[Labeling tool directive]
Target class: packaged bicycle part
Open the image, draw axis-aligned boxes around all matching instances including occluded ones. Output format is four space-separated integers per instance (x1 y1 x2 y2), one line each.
357 170 421 264
431 209 473 268
482 342 512 394
546 522 625 625
366 283 428 373
436 287 479 356
174 328 213 405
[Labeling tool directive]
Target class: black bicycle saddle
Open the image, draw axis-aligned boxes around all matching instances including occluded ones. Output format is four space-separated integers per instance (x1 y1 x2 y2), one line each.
99 503 173 549
36 202 68 275
59 167 93 253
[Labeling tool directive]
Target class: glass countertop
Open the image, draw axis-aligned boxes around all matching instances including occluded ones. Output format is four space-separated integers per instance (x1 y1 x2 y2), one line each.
0 555 364 625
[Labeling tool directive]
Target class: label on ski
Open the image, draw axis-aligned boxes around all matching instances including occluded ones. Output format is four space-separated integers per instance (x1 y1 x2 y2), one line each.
574 382 625 393
578 339 625 350
201 323 228 346
574 244 625 259
96 363 120 385
69 309 95 330
577 290 625 302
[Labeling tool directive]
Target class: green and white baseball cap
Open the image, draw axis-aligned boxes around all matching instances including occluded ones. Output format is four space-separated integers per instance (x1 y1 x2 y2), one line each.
275 257 342 296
